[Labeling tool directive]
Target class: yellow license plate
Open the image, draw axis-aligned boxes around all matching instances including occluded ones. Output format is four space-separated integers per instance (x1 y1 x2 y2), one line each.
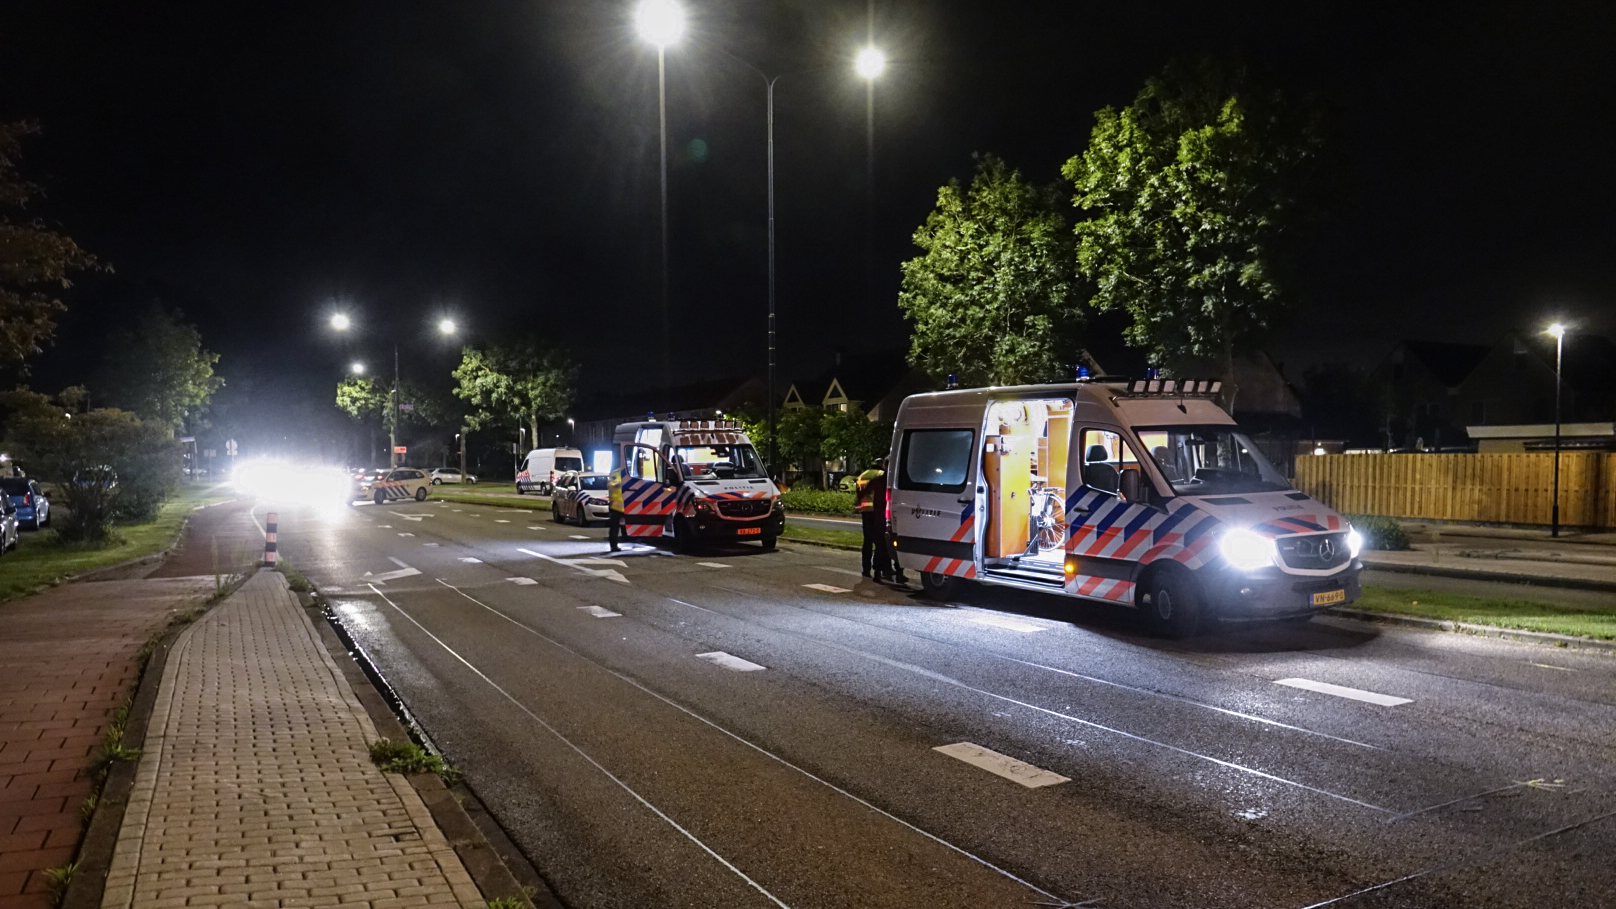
1311 589 1347 606
736 527 762 536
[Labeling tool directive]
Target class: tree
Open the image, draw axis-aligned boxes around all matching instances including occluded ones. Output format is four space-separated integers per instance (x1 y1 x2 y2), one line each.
897 154 1081 388
0 122 100 368
1063 57 1319 390
451 341 577 443
97 305 222 434
775 407 826 484
818 404 892 474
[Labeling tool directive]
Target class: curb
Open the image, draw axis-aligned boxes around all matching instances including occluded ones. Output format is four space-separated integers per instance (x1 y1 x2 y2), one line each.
781 536 860 553
1360 559 1616 593
1326 607 1616 655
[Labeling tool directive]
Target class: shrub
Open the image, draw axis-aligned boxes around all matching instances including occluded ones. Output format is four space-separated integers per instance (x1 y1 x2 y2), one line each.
1347 514 1410 551
781 488 857 515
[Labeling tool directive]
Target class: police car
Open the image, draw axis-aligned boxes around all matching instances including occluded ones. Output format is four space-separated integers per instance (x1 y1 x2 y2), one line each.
550 471 611 525
356 467 433 505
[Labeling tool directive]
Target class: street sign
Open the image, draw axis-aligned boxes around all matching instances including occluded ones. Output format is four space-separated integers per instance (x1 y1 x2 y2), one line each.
203 449 216 457
398 403 414 412
393 446 408 454
225 439 238 456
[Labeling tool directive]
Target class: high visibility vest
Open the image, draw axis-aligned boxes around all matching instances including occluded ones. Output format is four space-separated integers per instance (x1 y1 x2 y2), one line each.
608 468 625 512
854 469 884 512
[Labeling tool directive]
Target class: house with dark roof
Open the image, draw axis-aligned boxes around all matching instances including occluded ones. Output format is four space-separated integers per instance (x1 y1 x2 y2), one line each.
1456 331 1616 451
1370 339 1491 449
783 350 933 421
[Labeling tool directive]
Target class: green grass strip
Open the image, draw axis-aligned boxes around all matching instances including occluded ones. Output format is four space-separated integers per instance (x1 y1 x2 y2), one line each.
1353 586 1616 640
781 523 861 550
0 487 230 605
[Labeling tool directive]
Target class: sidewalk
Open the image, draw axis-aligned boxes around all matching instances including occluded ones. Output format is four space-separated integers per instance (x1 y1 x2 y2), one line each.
1363 520 1616 591
99 570 484 908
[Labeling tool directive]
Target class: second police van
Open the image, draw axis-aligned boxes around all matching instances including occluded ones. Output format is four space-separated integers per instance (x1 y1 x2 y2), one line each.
614 418 785 551
888 376 1363 635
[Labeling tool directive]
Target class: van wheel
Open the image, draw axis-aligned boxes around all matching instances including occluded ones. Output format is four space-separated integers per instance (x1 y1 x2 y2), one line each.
759 535 776 551
1144 568 1203 638
415 487 428 501
920 571 955 600
515 485 525 495
672 517 694 555
550 503 562 522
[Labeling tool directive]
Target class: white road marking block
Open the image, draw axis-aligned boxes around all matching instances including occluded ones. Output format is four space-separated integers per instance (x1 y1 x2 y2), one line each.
397 532 414 537
698 561 733 569
697 651 765 672
377 524 392 529
368 565 422 583
1275 678 1411 707
527 526 543 530
968 614 1047 633
423 542 439 547
506 577 538 586
518 548 630 585
453 509 463 512
568 534 589 540
803 583 851 594
579 605 621 618
570 558 627 567
495 519 511 523
933 742 1069 788
459 557 483 564
1531 663 1577 672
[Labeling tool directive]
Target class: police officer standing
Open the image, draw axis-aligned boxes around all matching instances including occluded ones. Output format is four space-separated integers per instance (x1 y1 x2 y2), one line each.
855 458 897 582
607 463 626 552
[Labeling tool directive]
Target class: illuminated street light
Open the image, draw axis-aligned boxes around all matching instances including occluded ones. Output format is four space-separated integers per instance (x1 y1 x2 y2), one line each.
854 46 885 79
350 362 365 375
634 0 684 47
637 0 683 389
330 313 351 331
438 318 457 335
1546 322 1567 538
325 311 464 468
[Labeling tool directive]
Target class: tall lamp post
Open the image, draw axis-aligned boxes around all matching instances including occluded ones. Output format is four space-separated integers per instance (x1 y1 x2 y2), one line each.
330 313 459 468
1547 322 1566 538
636 0 684 391
855 45 884 315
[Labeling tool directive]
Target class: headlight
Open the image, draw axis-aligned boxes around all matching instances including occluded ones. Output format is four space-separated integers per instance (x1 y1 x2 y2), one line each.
1219 528 1276 571
1347 528 1364 558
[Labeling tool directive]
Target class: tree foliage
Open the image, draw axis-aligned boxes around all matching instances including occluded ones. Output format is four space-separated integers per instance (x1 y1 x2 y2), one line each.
818 404 892 473
97 305 222 434
0 122 100 368
451 340 577 441
335 375 449 427
898 154 1081 388
775 408 825 477
1063 57 1319 380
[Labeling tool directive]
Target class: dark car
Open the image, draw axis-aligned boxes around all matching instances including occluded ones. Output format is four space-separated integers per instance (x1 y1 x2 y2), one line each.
0 477 49 530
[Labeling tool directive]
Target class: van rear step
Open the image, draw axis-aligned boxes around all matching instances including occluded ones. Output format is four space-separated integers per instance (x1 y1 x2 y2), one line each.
983 563 1066 588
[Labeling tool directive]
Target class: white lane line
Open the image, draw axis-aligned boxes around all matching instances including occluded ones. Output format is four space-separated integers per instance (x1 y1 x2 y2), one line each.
423 542 440 547
803 583 851 594
389 510 435 522
934 742 1069 789
377 524 392 529
697 651 766 672
370 584 792 908
506 577 538 586
569 558 627 567
579 605 621 618
527 526 545 530
397 532 415 537
698 561 733 569
1531 663 1577 672
568 534 589 540
518 547 629 585
815 566 865 578
459 557 483 564
1275 678 1411 707
452 509 463 512
967 614 1047 633
495 519 511 524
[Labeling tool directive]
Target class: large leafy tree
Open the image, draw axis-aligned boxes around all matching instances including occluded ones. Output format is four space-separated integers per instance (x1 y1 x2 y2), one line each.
818 404 892 474
0 122 100 369
97 305 222 435
897 154 1081 388
1063 57 1319 387
451 340 577 442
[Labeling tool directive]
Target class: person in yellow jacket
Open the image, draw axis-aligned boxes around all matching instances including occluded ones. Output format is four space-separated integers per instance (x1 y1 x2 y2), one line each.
607 466 626 552
855 458 896 581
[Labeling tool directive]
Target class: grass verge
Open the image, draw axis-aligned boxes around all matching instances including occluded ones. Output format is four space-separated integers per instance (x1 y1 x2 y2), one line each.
432 491 550 509
781 523 861 550
0 487 230 605
1353 586 1616 640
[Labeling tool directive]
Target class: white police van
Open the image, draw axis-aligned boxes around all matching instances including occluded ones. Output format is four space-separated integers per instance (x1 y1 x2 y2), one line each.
888 376 1363 635
613 418 785 552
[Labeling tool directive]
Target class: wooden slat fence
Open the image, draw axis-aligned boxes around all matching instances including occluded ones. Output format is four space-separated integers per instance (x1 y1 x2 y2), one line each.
1293 452 1616 528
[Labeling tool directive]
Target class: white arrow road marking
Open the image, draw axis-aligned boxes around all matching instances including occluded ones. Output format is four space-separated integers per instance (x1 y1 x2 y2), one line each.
579 605 621 618
968 613 1047 633
518 548 630 585
459 557 483 564
388 511 435 522
1275 678 1411 707
368 558 423 583
934 742 1070 788
698 562 733 569
803 583 851 594
697 651 765 672
507 577 538 586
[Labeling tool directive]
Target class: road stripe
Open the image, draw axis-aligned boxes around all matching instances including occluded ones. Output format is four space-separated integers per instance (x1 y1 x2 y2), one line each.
934 742 1069 788
397 532 414 537
1275 678 1411 707
579 605 621 618
697 651 766 672
967 614 1047 633
802 583 851 594
495 519 511 523
377 524 392 529
697 562 732 569
1531 663 1577 672
527 526 543 530
506 577 537 586
569 534 589 540
518 548 630 585
367 564 422 583
459 557 483 564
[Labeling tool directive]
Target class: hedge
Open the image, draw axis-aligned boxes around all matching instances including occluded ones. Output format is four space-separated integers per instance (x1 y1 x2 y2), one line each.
781 488 857 516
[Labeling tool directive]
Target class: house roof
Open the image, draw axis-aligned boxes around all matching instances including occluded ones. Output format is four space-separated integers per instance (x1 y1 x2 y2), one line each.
1395 340 1490 387
794 349 920 407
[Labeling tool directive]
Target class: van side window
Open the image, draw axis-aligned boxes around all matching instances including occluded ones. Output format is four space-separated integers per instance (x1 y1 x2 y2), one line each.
898 429 973 493
630 445 666 484
1079 429 1142 500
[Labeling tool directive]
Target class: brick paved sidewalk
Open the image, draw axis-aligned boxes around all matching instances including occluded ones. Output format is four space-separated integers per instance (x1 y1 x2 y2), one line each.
0 575 216 909
102 571 484 909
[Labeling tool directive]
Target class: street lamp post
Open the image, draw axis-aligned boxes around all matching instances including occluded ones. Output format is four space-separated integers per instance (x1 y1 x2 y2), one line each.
855 45 884 317
636 0 684 391
329 312 460 469
1547 323 1566 538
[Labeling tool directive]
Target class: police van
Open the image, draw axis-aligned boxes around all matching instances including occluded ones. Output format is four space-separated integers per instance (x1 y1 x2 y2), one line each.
888 377 1363 635
613 419 785 552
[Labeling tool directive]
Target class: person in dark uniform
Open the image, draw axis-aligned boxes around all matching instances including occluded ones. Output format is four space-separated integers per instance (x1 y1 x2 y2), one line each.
856 458 896 581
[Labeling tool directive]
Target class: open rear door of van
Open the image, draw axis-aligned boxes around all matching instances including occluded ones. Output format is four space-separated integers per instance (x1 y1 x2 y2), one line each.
890 424 979 581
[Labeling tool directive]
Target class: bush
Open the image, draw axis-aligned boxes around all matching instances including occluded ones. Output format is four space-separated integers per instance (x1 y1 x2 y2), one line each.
1347 514 1410 551
781 488 857 515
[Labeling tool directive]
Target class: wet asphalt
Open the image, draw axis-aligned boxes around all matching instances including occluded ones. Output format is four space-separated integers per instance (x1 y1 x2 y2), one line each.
272 498 1616 909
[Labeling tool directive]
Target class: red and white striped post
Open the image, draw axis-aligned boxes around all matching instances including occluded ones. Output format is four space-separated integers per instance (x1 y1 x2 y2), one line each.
262 512 278 568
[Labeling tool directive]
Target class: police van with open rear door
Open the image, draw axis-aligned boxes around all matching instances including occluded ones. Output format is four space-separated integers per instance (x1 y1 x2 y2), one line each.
613 418 785 552
888 376 1363 635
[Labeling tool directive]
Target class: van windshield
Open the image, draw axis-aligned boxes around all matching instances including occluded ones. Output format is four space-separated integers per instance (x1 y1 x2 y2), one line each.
556 457 583 473
672 444 766 480
1136 426 1291 495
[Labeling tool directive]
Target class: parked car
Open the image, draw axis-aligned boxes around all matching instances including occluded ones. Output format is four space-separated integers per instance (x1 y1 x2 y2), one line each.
550 471 611 525
429 468 477 485
355 467 433 504
0 496 18 553
0 477 50 530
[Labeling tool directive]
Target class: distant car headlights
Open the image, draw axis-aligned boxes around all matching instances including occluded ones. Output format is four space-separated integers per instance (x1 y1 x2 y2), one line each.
1347 528 1364 559
1219 528 1277 572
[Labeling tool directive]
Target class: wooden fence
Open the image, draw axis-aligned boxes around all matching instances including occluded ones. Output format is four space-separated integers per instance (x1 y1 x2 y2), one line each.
1292 452 1616 529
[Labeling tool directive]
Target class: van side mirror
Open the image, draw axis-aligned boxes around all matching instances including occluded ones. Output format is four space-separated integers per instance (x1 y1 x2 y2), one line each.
1119 467 1146 503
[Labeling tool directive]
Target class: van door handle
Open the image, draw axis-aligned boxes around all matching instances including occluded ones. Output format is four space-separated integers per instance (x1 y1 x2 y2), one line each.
957 496 973 504
1071 506 1091 515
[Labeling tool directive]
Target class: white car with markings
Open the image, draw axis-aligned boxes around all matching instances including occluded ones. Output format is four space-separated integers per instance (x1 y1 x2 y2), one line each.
357 468 433 504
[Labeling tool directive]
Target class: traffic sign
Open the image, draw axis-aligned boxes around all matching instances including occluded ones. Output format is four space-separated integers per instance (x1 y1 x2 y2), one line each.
393 446 408 454
225 439 238 456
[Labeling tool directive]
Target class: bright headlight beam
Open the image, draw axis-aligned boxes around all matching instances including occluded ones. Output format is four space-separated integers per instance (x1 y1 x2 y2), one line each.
1347 529 1364 559
1219 528 1276 572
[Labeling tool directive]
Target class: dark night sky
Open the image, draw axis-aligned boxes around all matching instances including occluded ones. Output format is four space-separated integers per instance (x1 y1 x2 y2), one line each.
4 1 1615 440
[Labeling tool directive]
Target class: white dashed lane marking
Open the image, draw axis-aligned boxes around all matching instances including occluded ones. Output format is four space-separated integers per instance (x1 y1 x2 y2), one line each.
697 651 765 672
697 562 732 569
1275 678 1412 707
579 605 621 618
934 742 1069 788
459 557 483 564
506 577 537 586
802 583 851 594
397 533 414 537
495 519 511 524
568 534 589 540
